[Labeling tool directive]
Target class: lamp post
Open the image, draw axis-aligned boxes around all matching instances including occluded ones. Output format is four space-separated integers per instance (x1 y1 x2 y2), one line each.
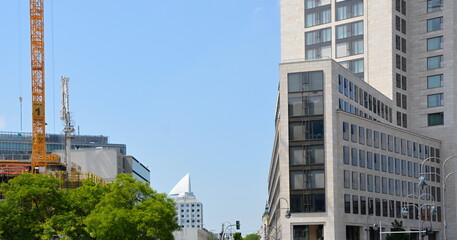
267 197 291 240
418 164 457 240
401 193 437 240
440 155 457 240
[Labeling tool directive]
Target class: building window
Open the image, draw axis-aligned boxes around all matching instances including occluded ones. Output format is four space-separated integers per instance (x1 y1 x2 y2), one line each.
288 71 324 92
305 0 331 9
428 74 443 88
427 93 443 107
305 28 331 45
427 17 443 32
396 54 401 69
289 95 324 116
290 145 324 165
367 174 373 192
401 57 406 72
428 112 444 126
290 170 325 189
336 39 364 58
427 55 443 70
427 36 443 51
336 21 364 40
336 0 363 21
360 173 366 190
290 193 325 212
339 58 364 80
427 0 443 13
352 171 358 189
351 148 358 166
289 120 324 140
306 45 332 60
305 8 331 27
360 196 367 215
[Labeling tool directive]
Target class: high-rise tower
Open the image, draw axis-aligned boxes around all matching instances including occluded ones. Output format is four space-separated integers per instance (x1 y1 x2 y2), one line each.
268 0 456 239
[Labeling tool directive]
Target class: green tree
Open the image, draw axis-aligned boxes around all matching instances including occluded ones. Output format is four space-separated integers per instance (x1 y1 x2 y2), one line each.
0 173 64 240
386 220 409 240
41 180 109 239
232 232 242 240
0 173 179 240
84 174 179 240
244 233 260 240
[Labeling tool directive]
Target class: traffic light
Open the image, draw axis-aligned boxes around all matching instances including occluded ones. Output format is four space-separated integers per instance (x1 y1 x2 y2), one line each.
236 220 240 230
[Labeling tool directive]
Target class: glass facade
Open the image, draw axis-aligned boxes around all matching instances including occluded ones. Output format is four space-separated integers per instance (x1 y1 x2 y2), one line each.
289 71 325 213
0 131 126 158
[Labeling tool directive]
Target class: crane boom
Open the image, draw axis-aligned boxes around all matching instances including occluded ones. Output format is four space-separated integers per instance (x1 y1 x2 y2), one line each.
30 0 58 171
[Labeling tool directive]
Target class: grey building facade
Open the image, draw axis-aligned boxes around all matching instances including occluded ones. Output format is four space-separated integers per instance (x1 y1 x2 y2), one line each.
268 1 456 239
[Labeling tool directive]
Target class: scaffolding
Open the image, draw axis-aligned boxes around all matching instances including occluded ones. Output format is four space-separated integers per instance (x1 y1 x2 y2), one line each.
48 171 106 189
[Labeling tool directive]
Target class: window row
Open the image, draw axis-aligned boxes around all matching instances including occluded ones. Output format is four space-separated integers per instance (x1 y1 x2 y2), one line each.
338 75 393 123
343 170 442 197
342 147 441 183
342 122 441 161
339 99 385 123
344 194 442 222
305 0 363 27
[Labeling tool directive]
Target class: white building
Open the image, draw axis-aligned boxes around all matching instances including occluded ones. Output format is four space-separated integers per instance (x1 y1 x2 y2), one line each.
169 173 204 229
268 0 456 239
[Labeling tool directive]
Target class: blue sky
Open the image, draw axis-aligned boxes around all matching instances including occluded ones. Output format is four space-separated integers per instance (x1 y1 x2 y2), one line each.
0 0 280 234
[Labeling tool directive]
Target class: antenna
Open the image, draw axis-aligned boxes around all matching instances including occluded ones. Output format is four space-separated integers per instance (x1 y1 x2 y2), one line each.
19 96 23 131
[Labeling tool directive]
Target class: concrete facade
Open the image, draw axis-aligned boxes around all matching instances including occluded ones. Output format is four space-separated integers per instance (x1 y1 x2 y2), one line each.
54 148 150 182
268 0 457 239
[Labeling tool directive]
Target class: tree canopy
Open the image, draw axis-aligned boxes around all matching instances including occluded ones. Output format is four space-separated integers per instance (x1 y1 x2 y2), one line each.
0 173 179 240
386 220 409 240
243 233 260 240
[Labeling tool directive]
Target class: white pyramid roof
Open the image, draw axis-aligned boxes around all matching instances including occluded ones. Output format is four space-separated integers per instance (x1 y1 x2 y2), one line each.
169 173 192 197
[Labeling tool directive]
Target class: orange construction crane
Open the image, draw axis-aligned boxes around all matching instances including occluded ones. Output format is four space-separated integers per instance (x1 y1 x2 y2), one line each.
29 0 58 172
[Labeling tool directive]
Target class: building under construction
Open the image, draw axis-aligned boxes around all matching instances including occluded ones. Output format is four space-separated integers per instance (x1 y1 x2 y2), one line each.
0 131 150 185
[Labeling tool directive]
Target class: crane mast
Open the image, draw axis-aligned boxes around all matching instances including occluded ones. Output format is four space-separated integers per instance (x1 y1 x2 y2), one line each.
61 76 75 173
30 0 58 172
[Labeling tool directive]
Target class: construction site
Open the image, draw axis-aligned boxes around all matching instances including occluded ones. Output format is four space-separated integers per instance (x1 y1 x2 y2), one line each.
0 0 150 190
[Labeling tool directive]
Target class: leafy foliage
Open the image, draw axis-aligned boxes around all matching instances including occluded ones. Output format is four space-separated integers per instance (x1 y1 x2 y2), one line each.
386 220 409 240
243 233 260 240
0 173 179 240
232 232 242 240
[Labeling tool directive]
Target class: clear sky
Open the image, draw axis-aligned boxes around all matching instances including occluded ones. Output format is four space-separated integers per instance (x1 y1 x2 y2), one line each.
0 0 280 235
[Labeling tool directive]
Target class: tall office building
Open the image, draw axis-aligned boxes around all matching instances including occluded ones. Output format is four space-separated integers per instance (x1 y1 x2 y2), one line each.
267 0 456 239
169 174 204 229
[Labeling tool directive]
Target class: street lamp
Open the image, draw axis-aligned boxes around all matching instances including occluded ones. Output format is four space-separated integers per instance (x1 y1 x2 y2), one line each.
402 193 437 239
267 197 291 240
417 166 457 240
